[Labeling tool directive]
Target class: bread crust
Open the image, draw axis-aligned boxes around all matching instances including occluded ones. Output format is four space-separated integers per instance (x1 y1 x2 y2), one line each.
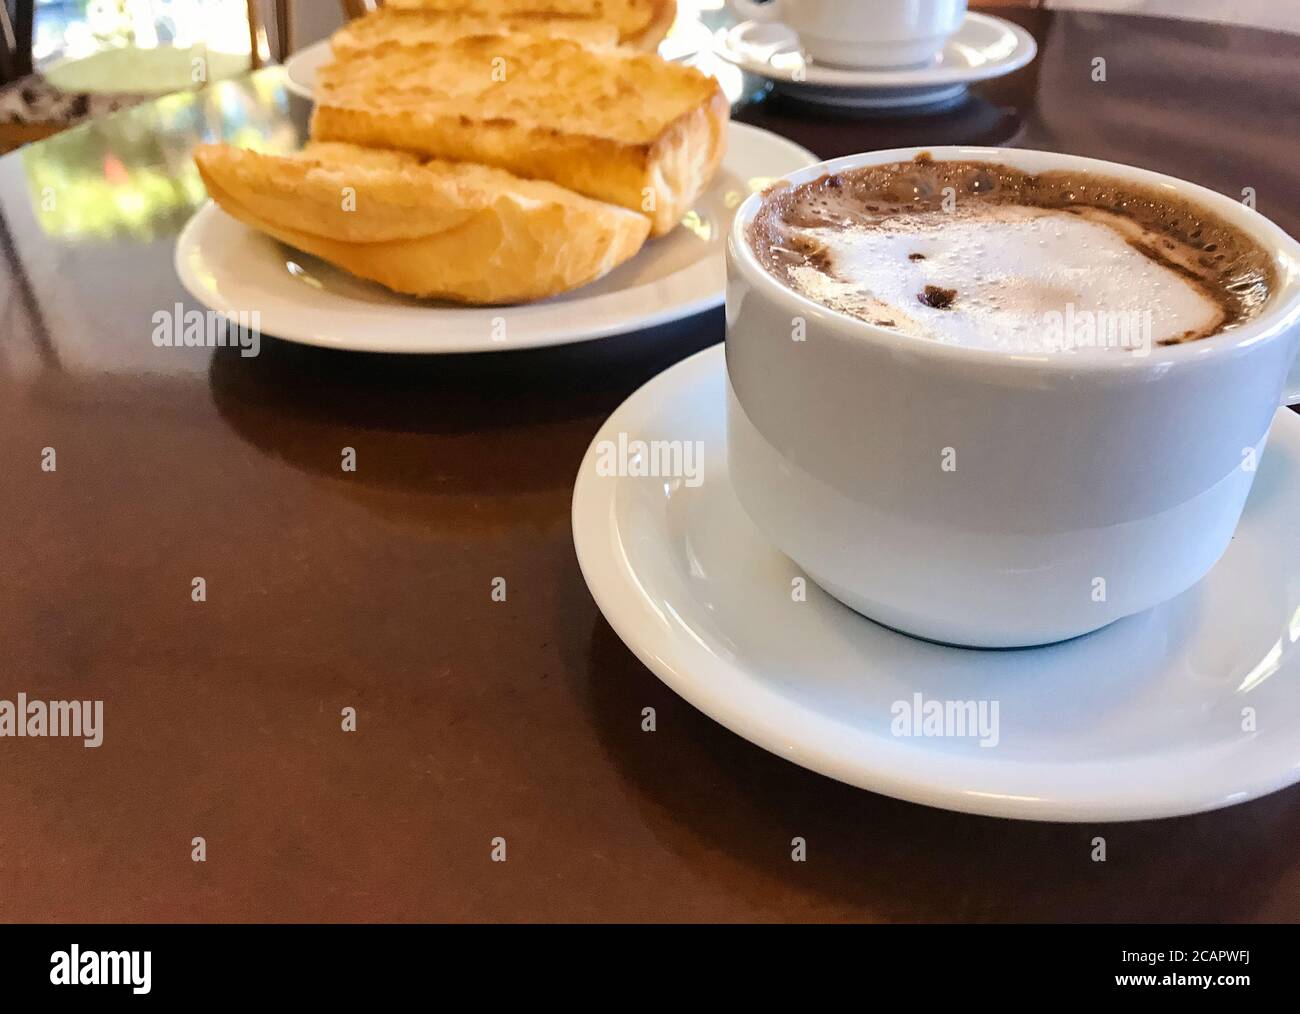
381 0 676 50
194 142 650 304
312 34 728 236
621 0 676 50
332 7 620 54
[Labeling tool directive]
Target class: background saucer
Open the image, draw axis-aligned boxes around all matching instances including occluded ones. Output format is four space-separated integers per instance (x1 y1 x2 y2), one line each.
715 11 1037 106
772 82 970 113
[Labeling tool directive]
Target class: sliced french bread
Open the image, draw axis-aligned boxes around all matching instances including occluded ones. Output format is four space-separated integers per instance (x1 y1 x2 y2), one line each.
312 33 728 236
381 0 676 51
193 141 650 304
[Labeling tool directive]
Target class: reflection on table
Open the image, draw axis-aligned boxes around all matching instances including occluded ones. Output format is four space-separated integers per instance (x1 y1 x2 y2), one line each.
20 71 296 242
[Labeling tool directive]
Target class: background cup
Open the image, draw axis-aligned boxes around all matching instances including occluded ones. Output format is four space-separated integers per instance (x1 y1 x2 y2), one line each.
725 146 1300 648
727 0 969 69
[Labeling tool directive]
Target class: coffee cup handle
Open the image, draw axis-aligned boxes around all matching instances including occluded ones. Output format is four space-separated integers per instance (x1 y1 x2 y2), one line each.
727 0 784 23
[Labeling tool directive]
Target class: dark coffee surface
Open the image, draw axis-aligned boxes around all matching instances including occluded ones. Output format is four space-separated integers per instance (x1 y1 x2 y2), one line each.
751 156 1277 346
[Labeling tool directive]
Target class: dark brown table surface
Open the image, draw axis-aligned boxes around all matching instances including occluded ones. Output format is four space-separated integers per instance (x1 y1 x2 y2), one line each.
2 8 1298 923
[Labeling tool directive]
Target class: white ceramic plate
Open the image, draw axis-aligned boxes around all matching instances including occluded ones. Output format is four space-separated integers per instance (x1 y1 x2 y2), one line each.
284 17 715 100
715 12 1036 109
174 123 816 354
572 345 1300 822
284 39 330 100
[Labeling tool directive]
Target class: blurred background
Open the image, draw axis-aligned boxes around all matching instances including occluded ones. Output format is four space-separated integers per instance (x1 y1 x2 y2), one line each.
4 1 1297 154
1 1 1295 243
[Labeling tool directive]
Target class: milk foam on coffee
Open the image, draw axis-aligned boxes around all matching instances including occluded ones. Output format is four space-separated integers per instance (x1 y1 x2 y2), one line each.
750 157 1275 353
784 205 1226 351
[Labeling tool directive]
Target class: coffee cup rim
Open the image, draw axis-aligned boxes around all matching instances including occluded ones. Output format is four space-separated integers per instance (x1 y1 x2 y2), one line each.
729 145 1300 373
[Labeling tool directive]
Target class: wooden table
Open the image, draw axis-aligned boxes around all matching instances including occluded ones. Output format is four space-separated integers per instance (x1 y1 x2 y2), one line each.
1 8 1297 922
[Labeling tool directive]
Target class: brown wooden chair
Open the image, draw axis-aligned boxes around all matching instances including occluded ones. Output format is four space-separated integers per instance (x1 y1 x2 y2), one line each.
1 0 34 83
340 0 383 19
247 0 376 67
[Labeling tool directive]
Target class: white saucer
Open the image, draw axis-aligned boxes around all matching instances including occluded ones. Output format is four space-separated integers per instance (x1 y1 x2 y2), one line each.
714 12 1036 110
572 345 1300 822
174 123 816 354
284 18 715 100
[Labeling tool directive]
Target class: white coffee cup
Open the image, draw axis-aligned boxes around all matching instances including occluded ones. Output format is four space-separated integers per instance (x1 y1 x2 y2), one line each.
728 0 968 69
725 146 1300 648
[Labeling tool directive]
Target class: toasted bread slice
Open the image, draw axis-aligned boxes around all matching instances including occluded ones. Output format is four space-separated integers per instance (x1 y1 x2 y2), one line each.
382 0 676 51
332 6 619 56
312 34 729 236
193 141 650 304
